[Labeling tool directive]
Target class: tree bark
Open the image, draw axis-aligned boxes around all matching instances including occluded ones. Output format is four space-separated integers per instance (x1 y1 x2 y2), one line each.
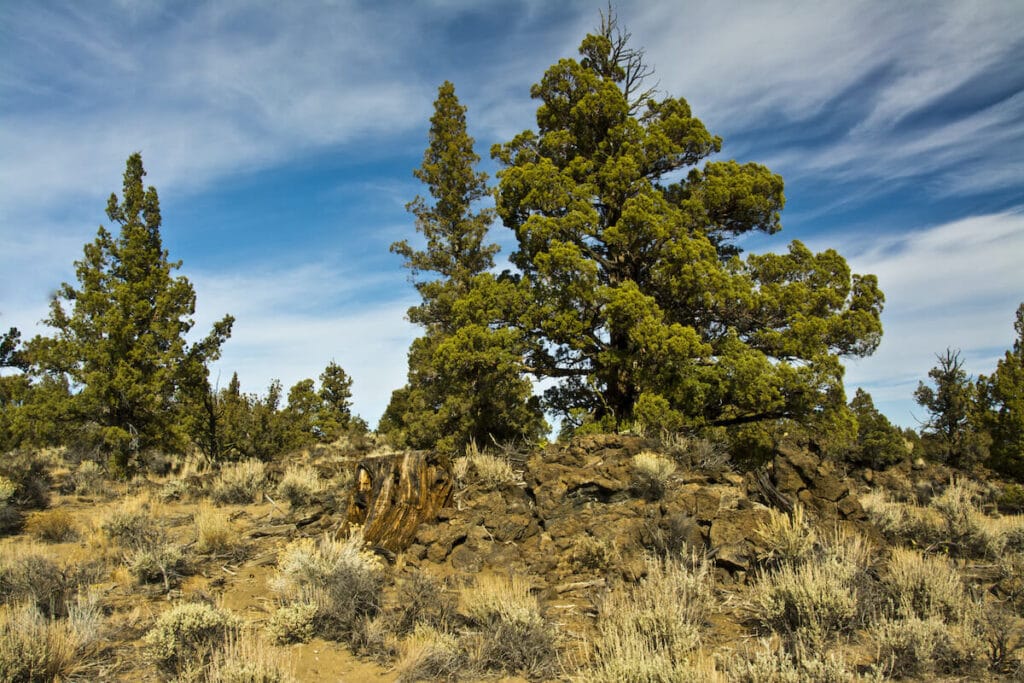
345 450 453 552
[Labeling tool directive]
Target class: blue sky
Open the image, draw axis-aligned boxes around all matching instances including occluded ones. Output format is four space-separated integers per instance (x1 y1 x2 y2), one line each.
2 0 1022 429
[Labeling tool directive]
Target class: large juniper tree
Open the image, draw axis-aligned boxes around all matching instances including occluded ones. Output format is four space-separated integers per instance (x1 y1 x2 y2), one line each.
492 12 884 435
383 81 544 453
29 153 234 474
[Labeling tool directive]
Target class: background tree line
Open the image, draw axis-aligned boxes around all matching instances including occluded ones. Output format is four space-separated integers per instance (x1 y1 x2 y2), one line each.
0 11 1020 483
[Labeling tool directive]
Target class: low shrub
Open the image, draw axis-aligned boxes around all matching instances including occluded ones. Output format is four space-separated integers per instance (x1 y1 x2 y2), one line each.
267 602 317 645
0 599 102 683
0 548 73 617
467 451 518 489
726 641 879 683
126 542 185 589
143 602 238 677
0 449 52 511
25 508 78 543
882 547 965 621
276 464 326 508
211 460 267 505
271 532 384 643
389 571 456 635
580 555 714 682
460 574 557 678
101 495 161 549
749 558 859 651
67 460 106 496
869 615 984 679
570 535 620 572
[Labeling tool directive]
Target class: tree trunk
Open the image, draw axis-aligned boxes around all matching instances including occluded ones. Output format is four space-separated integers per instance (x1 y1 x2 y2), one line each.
345 450 453 552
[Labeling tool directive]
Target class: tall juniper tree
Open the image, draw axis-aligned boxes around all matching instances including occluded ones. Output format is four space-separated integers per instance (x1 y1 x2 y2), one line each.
492 11 884 436
383 81 544 453
29 153 233 474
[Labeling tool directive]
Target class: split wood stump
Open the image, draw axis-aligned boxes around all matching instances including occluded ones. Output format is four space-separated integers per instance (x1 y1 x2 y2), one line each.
345 450 453 552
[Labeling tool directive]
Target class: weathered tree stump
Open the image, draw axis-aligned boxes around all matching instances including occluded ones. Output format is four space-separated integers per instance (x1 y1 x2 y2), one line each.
345 450 453 552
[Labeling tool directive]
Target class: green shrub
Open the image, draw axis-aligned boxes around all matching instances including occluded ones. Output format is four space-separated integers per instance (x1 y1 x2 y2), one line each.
267 602 316 645
143 602 238 676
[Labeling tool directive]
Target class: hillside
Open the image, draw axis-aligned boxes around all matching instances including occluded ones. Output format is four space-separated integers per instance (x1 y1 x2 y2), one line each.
1 436 1023 681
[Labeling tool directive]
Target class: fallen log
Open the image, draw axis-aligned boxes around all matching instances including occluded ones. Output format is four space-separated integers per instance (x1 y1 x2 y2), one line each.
345 450 453 552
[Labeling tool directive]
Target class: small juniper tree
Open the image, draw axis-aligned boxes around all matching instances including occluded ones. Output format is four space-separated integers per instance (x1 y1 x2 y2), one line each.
914 348 990 468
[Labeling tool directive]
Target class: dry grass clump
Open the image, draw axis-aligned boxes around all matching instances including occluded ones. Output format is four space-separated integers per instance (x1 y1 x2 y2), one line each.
659 432 731 470
194 503 237 555
206 627 295 683
460 574 557 678
144 602 239 678
631 450 677 500
578 554 714 682
270 532 384 643
466 449 518 488
396 623 465 682
275 464 326 508
25 508 79 543
0 598 103 683
211 459 267 504
756 504 817 567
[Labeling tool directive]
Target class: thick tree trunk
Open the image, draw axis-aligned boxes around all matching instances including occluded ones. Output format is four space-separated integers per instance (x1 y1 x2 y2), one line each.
345 450 453 552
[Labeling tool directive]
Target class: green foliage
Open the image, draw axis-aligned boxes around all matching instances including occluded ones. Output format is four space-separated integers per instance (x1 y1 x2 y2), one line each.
979 303 1024 480
187 363 359 462
491 15 883 437
847 388 909 468
384 81 545 453
26 154 233 475
915 349 990 468
144 602 238 675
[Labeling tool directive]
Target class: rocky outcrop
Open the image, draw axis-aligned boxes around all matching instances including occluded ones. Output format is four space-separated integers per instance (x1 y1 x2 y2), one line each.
388 435 875 589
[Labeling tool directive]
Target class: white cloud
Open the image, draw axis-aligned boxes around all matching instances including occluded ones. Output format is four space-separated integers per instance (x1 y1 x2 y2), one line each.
837 209 1024 425
190 262 418 426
